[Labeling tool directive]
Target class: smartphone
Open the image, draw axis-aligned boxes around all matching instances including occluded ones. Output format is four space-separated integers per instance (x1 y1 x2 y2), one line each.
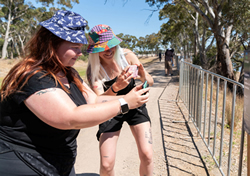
142 81 149 95
128 65 138 78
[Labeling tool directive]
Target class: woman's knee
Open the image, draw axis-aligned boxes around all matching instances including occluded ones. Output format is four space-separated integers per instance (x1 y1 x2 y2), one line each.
139 150 153 164
100 158 115 172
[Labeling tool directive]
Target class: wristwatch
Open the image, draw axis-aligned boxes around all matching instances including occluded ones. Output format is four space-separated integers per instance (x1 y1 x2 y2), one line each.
118 98 129 114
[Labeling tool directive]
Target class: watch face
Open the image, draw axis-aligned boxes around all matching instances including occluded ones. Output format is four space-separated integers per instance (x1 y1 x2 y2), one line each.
121 104 129 114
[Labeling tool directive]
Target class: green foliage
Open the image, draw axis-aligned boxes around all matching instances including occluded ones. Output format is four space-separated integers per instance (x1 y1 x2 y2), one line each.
146 0 250 80
37 0 79 9
0 0 81 59
0 38 3 47
117 33 138 51
192 46 217 68
192 54 201 65
77 54 88 62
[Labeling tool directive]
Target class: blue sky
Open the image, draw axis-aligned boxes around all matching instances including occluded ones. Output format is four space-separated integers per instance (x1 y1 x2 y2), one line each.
29 0 165 38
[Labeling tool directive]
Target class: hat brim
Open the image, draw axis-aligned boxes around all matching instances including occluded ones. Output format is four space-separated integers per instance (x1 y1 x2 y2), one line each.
87 36 122 53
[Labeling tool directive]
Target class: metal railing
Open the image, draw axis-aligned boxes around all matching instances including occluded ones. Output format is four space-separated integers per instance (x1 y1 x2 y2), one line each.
178 60 245 176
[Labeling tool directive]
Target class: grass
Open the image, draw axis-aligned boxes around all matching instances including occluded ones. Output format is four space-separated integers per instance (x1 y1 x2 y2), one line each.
200 76 246 174
76 69 86 78
0 56 158 86
204 78 243 129
0 78 3 87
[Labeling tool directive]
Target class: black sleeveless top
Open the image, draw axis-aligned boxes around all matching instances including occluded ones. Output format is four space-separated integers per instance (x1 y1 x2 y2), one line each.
103 77 136 95
0 70 87 175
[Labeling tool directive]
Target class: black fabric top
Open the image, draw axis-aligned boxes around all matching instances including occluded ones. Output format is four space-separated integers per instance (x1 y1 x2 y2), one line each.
0 71 87 156
165 49 174 61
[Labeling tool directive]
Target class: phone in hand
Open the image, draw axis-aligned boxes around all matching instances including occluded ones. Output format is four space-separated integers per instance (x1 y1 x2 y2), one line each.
128 65 138 78
142 81 149 95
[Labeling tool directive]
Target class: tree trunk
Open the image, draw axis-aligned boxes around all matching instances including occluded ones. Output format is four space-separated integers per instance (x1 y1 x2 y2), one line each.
215 37 234 80
1 4 12 59
14 37 20 57
194 12 199 56
18 34 24 54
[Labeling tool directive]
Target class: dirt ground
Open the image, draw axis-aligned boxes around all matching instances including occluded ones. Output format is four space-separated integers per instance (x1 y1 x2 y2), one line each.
74 58 221 176
0 57 246 176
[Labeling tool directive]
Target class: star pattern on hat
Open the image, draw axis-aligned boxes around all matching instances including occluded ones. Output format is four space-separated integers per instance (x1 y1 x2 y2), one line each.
39 10 88 44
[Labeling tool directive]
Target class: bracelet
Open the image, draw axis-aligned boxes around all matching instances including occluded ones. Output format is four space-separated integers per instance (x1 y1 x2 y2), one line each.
110 85 118 93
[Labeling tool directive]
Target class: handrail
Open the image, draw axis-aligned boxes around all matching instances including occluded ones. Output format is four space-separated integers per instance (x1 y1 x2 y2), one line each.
178 59 245 176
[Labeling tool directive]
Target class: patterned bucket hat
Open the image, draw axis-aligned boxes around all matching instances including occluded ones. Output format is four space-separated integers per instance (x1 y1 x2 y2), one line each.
39 10 88 44
87 24 122 53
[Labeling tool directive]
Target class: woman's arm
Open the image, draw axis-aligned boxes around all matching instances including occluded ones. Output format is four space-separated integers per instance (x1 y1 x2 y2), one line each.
123 48 154 86
24 84 150 130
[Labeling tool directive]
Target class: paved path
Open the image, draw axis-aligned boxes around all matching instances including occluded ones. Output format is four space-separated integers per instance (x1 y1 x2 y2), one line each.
75 58 220 176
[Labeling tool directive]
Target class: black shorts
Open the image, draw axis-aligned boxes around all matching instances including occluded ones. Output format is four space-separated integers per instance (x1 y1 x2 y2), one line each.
96 104 151 141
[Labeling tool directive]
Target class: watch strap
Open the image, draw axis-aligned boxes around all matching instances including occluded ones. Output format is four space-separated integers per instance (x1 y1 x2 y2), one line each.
118 98 129 114
118 98 127 106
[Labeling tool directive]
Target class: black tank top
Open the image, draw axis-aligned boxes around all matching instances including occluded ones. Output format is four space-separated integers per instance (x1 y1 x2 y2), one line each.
103 77 136 95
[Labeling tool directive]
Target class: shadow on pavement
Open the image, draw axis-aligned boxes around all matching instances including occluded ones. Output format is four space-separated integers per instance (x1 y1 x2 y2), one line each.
157 72 210 176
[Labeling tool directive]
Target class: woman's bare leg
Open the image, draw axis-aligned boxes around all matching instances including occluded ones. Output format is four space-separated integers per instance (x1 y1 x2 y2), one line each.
99 131 120 176
130 122 153 176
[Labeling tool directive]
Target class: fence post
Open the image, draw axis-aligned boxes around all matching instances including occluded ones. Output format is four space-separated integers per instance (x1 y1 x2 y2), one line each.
243 43 250 176
198 71 204 131
248 135 250 176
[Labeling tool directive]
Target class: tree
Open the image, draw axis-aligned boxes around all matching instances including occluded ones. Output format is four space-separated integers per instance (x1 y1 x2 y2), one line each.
117 33 138 51
145 33 161 53
146 0 250 80
0 0 30 59
0 0 79 59
136 37 146 54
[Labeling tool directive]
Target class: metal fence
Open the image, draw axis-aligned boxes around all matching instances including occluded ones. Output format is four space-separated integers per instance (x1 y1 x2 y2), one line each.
178 60 246 176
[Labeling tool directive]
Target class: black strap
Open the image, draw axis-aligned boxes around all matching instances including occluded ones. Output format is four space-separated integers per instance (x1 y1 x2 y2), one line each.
110 85 118 93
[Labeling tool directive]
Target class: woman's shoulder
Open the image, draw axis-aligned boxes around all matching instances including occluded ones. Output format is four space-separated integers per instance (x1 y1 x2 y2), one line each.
122 48 132 55
121 48 139 65
24 69 57 88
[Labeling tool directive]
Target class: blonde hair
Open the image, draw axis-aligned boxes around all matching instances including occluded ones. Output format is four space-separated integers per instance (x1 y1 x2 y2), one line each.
87 45 126 87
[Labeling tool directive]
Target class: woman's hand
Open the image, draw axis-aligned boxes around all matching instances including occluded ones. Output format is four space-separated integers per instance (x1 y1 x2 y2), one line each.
134 63 154 86
123 84 150 109
135 63 146 82
112 66 133 92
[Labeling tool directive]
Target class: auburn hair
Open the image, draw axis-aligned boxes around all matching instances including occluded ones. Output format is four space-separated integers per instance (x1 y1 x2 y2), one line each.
0 27 86 100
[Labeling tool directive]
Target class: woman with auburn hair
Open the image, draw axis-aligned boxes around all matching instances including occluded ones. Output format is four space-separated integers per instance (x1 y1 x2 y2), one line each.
0 10 149 176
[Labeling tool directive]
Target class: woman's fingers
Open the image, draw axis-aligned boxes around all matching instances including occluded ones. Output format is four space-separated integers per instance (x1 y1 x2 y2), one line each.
121 66 133 81
133 84 150 95
123 65 130 73
124 86 150 109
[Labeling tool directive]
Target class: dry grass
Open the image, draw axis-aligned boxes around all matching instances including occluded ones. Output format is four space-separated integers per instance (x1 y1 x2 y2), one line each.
0 56 157 85
204 78 243 129
200 76 246 175
225 90 244 129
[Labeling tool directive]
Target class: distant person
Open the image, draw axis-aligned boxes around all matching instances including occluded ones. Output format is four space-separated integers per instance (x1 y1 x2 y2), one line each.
0 11 149 176
159 52 162 62
87 24 154 176
165 48 175 76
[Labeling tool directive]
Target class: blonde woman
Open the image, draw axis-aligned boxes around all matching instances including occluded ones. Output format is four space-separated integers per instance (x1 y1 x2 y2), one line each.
87 24 154 176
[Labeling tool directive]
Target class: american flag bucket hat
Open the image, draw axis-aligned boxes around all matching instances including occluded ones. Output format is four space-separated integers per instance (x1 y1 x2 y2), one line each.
39 10 88 44
87 24 122 53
